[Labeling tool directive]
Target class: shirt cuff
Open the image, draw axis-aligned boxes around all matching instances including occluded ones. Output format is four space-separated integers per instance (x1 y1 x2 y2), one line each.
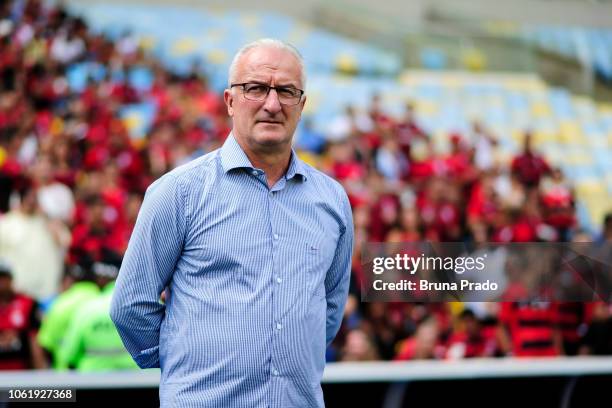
134 345 160 368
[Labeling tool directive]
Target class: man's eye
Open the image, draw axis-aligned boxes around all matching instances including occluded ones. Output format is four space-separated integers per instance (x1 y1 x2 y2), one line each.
246 85 267 93
277 88 298 97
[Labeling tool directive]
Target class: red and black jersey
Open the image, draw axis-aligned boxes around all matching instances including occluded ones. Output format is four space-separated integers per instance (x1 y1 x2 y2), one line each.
0 294 41 370
500 302 559 357
511 152 550 187
556 302 587 355
446 331 487 358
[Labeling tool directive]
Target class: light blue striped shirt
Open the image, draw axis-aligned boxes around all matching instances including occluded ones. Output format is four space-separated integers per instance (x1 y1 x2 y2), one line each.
110 134 354 407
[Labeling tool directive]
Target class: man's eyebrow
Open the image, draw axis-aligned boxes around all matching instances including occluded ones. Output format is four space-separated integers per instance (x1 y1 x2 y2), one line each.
245 79 299 89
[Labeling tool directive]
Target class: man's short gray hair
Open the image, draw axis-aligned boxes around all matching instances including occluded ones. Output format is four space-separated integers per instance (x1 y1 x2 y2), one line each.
227 38 306 88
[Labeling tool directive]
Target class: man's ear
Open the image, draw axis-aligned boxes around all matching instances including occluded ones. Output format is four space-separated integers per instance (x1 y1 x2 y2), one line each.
223 89 234 116
297 94 307 118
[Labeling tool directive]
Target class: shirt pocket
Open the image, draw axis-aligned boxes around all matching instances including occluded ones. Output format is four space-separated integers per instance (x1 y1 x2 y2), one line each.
286 237 335 300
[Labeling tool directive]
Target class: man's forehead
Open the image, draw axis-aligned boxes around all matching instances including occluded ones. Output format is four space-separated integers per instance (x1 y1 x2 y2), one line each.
236 46 302 85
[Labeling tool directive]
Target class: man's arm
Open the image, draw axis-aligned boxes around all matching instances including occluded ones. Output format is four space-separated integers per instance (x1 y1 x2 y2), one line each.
110 174 187 368
324 191 354 347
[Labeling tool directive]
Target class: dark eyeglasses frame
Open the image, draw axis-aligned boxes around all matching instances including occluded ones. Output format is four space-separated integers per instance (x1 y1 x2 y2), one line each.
230 83 304 106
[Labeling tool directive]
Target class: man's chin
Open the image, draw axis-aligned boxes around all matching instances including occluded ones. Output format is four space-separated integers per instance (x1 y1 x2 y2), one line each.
253 131 291 147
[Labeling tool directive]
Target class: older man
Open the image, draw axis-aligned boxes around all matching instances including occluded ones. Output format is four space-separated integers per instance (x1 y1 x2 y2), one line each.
110 39 354 407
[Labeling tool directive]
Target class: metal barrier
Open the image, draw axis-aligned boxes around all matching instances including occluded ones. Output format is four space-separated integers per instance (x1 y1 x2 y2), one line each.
2 356 612 388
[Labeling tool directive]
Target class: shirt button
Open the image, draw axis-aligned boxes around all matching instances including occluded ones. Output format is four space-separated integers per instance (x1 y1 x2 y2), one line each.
276 323 283 330
272 369 279 376
251 170 258 176
276 277 282 284
273 234 279 240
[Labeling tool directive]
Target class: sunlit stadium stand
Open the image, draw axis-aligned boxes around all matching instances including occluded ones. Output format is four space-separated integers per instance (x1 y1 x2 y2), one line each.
483 22 612 83
66 3 402 88
62 3 612 232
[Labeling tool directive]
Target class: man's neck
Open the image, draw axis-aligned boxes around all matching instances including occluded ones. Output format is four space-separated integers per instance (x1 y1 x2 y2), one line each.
244 149 291 188
235 137 293 188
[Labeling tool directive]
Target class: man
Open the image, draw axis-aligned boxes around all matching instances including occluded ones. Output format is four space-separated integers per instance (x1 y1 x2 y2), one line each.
110 39 354 407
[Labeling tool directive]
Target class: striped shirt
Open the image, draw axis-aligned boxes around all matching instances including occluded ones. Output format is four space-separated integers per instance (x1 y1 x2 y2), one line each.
110 134 354 407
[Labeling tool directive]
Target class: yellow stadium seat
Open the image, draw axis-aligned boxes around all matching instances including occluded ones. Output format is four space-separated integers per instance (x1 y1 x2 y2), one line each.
172 37 197 56
139 36 156 51
302 94 319 115
296 151 320 168
415 100 438 116
239 15 260 28
206 49 228 64
532 102 552 118
597 102 612 114
336 54 359 75
123 114 142 134
576 181 606 196
531 130 556 146
204 29 226 43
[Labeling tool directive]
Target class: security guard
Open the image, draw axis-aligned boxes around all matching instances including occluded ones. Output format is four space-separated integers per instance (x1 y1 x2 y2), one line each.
57 256 138 371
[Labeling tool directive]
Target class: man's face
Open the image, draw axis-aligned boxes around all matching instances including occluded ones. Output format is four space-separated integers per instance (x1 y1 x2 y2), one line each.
224 46 306 153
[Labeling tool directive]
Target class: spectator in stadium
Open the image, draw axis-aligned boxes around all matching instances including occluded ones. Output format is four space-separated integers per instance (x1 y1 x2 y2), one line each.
110 39 354 407
394 101 427 160
0 182 68 301
540 167 575 240
511 132 551 188
37 256 100 368
57 253 138 371
395 316 444 360
446 309 494 359
596 212 612 244
30 154 75 224
579 302 612 355
0 260 47 370
471 120 498 171
375 135 409 184
497 301 561 357
339 329 380 361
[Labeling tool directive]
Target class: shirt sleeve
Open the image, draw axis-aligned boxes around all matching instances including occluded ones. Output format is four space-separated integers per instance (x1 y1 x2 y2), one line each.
324 189 354 347
110 174 188 368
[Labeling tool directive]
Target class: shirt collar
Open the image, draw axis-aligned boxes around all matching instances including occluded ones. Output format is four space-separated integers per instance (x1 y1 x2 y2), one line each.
220 133 308 182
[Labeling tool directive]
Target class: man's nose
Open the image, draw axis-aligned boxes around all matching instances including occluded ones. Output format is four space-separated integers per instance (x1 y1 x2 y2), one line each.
263 88 282 113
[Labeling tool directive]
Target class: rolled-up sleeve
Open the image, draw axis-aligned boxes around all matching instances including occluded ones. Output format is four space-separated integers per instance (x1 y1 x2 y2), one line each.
110 174 187 368
324 189 354 347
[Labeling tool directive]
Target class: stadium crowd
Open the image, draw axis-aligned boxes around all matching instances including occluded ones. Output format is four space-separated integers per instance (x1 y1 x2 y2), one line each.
0 0 611 371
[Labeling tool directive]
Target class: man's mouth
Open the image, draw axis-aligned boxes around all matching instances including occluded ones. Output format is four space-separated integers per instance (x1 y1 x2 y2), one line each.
257 120 283 124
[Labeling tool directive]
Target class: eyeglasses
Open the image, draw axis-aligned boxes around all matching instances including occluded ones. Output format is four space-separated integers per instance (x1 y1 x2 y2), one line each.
230 83 304 106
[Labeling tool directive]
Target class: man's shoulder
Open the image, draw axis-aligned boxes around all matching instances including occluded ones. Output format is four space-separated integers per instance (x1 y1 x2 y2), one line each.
150 150 220 190
166 150 219 180
301 161 347 198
